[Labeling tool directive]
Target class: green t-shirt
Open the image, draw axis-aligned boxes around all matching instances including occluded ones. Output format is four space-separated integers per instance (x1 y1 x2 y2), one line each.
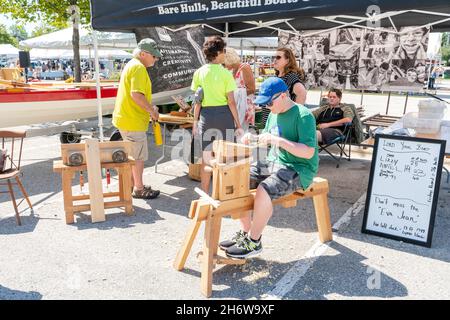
113 58 151 132
264 104 319 189
191 64 237 107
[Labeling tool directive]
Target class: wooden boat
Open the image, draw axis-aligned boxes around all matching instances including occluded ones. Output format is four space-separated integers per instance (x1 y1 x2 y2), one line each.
0 80 190 128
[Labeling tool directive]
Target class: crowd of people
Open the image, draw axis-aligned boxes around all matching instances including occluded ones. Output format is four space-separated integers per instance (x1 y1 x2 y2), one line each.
112 35 360 259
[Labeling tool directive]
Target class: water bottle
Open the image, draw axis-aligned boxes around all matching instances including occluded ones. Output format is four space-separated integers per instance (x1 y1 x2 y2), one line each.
153 121 163 146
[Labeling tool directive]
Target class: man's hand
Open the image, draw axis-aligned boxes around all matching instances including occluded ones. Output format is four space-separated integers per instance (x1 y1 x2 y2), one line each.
257 133 281 146
150 105 159 121
240 132 256 145
317 123 330 129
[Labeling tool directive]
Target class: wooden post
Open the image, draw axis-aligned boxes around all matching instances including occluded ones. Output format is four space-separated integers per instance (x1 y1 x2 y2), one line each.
121 165 133 215
312 193 333 243
85 139 105 223
173 218 203 271
62 169 75 224
201 210 220 298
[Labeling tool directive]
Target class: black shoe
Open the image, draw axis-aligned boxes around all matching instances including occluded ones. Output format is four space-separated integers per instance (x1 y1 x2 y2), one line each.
219 230 247 251
225 236 262 259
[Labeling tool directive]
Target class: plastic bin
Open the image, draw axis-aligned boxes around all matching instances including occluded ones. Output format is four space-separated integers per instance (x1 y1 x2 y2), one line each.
403 112 442 134
418 99 446 119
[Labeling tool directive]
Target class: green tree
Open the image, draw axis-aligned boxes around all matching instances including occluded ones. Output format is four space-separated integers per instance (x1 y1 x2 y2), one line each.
31 24 61 38
9 24 28 44
0 0 91 82
442 33 450 66
0 23 17 46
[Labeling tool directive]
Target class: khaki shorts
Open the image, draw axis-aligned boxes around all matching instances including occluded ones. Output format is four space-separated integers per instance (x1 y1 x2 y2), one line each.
119 130 148 161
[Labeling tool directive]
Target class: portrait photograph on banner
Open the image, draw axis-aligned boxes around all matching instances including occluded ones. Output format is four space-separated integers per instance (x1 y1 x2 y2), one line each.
359 27 429 91
134 26 206 94
279 29 362 90
279 26 430 92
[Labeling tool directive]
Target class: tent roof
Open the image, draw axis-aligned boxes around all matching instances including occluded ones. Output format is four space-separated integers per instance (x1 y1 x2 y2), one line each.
91 0 450 34
20 26 137 49
0 44 19 56
29 48 131 59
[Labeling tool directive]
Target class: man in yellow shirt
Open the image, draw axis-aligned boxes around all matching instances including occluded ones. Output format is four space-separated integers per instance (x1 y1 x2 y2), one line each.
113 38 161 199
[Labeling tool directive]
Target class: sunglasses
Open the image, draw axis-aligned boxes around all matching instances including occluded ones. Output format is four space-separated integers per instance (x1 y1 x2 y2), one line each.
143 50 159 59
266 93 282 107
274 55 283 60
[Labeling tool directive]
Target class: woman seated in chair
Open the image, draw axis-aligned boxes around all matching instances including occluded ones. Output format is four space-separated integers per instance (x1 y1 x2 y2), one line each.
312 88 354 145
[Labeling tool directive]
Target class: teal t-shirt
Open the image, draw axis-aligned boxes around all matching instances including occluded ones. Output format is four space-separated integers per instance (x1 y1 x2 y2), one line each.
264 104 319 189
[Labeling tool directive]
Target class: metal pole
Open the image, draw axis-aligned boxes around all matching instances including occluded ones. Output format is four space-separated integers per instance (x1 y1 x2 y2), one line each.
385 91 391 115
93 30 104 141
403 92 409 115
360 89 364 106
319 87 323 106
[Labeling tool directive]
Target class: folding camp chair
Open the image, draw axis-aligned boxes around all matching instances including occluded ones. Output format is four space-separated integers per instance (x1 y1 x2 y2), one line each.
318 122 353 168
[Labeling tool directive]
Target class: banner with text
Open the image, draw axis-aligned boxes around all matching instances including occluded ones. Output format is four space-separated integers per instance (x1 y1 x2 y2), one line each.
134 26 206 94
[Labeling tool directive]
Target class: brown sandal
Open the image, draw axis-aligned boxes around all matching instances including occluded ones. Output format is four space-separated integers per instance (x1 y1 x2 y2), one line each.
132 187 160 199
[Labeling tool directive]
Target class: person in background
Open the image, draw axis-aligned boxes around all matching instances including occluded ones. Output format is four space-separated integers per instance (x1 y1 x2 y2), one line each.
224 47 256 130
191 36 243 193
260 47 307 127
113 38 161 199
313 88 354 145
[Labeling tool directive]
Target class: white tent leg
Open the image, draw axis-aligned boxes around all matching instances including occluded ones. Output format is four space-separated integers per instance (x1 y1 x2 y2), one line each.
93 30 104 141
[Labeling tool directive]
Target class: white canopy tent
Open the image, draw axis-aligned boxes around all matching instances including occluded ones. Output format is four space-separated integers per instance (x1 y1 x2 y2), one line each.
20 26 137 50
0 44 19 58
29 48 131 59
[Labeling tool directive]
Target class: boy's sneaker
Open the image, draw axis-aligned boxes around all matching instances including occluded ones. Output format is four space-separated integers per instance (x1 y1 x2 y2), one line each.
219 230 247 250
225 236 262 259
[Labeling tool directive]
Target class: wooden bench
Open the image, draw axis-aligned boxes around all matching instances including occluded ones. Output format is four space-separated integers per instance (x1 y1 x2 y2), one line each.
174 141 332 297
360 113 402 132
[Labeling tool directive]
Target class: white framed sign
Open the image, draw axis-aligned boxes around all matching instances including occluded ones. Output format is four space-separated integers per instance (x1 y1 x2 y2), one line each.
362 134 446 247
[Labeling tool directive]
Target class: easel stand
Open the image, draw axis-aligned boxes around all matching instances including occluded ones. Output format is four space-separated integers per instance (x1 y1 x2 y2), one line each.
174 141 333 297
53 140 134 224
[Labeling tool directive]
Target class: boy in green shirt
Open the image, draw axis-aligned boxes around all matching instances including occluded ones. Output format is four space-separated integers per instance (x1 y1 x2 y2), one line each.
221 77 319 259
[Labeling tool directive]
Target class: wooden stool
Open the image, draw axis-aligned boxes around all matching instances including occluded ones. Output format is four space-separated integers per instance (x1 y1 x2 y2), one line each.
174 141 332 297
53 160 134 224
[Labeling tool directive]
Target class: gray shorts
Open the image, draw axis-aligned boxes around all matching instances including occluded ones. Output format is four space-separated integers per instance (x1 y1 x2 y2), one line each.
119 130 148 161
250 161 300 200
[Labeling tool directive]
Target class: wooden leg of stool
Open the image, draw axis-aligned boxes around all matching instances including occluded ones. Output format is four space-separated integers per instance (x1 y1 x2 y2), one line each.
173 218 202 271
312 193 333 243
122 165 133 215
117 167 124 202
62 170 74 224
201 214 221 298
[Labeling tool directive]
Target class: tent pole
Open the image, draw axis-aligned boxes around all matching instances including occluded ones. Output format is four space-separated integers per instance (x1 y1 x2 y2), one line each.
403 92 409 115
225 22 229 41
240 38 243 60
253 47 256 75
385 91 391 115
93 30 104 141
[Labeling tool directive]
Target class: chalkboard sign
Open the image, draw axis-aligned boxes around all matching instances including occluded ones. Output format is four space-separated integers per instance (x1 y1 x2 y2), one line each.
362 134 446 247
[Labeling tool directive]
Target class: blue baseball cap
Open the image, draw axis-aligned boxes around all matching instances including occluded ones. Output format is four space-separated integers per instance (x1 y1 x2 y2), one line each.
254 77 288 106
